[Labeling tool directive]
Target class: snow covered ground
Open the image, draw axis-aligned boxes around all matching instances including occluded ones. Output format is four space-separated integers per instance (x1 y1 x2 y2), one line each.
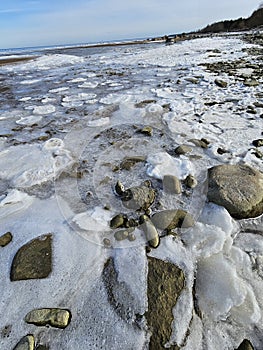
0 35 263 349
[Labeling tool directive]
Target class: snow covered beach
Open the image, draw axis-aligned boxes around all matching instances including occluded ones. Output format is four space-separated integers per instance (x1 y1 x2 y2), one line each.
0 33 263 349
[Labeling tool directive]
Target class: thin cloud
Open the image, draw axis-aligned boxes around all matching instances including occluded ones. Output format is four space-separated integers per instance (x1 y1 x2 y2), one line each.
0 8 24 14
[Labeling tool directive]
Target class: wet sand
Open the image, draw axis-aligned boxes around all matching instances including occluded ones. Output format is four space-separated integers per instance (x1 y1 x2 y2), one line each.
0 56 38 66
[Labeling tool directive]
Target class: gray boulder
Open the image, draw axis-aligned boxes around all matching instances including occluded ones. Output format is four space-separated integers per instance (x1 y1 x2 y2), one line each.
207 164 263 219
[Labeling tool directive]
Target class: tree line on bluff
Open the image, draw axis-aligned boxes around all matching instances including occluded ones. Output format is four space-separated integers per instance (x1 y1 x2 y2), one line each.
199 7 263 34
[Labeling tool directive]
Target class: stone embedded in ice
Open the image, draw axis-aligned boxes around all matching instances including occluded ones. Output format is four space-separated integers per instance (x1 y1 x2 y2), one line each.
43 137 64 150
146 103 163 114
146 152 193 180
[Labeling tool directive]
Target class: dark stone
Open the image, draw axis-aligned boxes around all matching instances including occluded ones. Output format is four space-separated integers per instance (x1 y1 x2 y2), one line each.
244 79 259 87
110 214 127 229
10 234 52 281
120 156 146 170
252 139 263 147
215 79 228 88
138 126 153 136
236 339 254 350
146 257 184 350
207 164 263 219
103 238 111 248
189 138 209 149
13 335 35 350
121 185 155 211
217 147 228 155
36 346 49 350
0 232 12 247
1 324 12 338
184 174 198 189
151 209 195 231
174 145 193 155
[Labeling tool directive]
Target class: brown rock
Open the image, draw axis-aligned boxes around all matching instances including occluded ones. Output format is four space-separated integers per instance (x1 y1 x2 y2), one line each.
146 257 184 349
10 234 52 281
0 232 12 247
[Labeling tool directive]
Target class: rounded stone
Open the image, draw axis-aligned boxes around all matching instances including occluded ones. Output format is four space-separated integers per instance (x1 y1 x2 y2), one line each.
110 214 127 229
25 308 71 329
13 335 35 350
114 230 129 241
215 78 228 88
139 215 159 248
163 175 182 194
207 164 263 219
175 144 193 155
151 209 195 231
252 139 263 147
0 232 13 247
184 174 198 189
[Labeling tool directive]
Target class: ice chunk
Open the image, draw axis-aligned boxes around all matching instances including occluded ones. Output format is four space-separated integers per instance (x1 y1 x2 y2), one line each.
0 189 34 218
72 207 112 233
33 104 56 115
0 139 74 187
114 246 147 315
20 79 41 85
181 222 231 259
199 203 237 235
16 115 42 126
87 117 110 127
231 286 261 325
196 253 248 320
78 81 99 89
49 87 69 93
146 152 193 180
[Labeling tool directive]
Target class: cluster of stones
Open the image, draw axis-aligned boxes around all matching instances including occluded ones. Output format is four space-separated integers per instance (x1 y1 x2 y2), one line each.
106 177 195 249
0 233 71 349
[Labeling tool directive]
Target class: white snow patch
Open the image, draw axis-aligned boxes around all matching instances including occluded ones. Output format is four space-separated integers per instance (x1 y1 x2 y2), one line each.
0 189 34 218
0 138 74 187
87 117 110 127
72 207 112 232
33 104 56 115
146 152 193 180
16 115 42 126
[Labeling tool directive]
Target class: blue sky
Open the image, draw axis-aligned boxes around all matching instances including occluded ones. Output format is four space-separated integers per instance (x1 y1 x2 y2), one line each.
0 0 261 49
